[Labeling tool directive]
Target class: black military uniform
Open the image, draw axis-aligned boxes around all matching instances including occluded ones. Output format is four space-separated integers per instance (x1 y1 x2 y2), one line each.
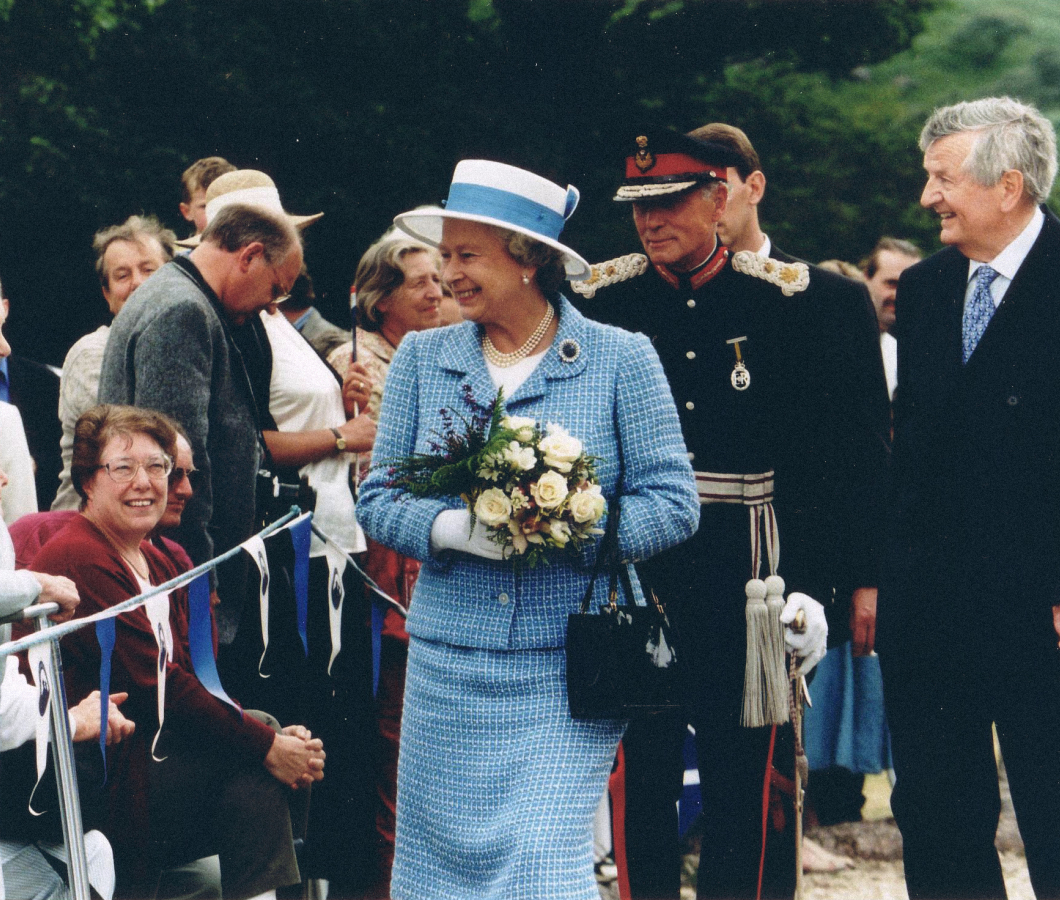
574 131 889 900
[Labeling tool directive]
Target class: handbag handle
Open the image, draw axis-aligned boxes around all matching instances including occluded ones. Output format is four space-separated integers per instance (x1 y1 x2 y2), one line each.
578 496 636 614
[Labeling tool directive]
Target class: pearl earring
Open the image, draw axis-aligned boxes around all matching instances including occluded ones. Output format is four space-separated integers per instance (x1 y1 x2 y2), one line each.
522 274 531 285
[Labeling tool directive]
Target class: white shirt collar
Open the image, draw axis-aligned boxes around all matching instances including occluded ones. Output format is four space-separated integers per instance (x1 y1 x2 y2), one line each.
756 234 772 258
968 206 1044 284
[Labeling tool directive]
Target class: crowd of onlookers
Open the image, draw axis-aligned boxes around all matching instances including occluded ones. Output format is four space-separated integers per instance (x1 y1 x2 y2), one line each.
5 94 1049 900
0 155 464 900
0 150 920 899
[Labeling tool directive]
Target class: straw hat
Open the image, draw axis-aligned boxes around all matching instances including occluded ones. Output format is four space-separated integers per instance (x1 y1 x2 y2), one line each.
178 169 323 247
394 160 590 281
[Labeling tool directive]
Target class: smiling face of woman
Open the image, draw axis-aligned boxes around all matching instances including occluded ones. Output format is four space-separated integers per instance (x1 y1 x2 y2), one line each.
438 220 529 327
83 432 169 544
376 250 444 343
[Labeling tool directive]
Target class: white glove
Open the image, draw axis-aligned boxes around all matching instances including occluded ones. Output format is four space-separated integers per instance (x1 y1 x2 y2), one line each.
779 592 828 677
429 509 507 561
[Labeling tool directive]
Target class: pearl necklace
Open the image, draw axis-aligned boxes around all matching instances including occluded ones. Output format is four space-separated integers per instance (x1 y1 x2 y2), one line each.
482 303 555 368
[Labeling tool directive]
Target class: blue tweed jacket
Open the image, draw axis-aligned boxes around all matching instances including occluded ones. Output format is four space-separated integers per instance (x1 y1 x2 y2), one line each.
357 297 699 651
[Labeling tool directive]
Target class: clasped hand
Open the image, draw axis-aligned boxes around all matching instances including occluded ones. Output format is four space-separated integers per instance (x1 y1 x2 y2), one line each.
342 362 373 417
265 725 326 790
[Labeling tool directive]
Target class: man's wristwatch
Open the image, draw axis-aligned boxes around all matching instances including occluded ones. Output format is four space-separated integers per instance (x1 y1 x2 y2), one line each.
330 427 348 452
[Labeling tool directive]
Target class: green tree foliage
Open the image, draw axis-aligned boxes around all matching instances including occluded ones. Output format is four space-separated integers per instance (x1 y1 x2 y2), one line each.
0 0 934 362
691 61 938 265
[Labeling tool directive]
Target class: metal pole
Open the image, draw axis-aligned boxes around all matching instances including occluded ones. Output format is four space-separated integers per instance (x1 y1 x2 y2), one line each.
37 617 92 900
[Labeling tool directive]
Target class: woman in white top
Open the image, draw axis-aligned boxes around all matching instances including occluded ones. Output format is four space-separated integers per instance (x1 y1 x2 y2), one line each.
258 286 380 892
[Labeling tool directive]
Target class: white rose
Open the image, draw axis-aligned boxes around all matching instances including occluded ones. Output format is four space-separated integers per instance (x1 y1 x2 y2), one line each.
502 440 537 471
474 488 513 527
502 415 537 442
539 429 583 474
530 470 569 510
569 485 606 524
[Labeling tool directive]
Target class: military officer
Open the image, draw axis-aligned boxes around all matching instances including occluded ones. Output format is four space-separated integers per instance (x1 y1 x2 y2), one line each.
572 130 889 899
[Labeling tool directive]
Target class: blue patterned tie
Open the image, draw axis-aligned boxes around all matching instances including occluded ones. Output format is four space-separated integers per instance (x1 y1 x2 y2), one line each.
962 265 999 364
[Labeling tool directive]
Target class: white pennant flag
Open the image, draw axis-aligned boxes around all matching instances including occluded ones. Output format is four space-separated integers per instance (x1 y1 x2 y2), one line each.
323 543 348 676
243 535 271 677
144 593 173 761
27 643 54 816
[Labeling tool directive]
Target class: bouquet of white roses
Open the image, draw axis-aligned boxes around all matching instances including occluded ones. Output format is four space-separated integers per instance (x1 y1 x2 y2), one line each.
384 386 606 566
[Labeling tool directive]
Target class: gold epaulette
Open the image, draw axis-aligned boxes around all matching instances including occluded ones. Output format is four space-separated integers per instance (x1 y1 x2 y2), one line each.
731 251 809 296
569 253 649 299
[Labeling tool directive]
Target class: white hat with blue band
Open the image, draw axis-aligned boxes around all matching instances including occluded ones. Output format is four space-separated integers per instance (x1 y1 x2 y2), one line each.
393 160 590 281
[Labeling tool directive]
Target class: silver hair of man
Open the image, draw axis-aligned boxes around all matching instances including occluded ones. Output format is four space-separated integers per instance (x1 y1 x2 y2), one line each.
920 97 1058 205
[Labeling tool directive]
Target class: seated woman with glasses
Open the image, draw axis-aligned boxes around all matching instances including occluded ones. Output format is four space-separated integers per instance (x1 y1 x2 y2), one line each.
32 404 324 900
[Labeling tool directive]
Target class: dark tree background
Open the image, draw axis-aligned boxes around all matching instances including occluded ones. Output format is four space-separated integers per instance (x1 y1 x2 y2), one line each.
0 0 937 365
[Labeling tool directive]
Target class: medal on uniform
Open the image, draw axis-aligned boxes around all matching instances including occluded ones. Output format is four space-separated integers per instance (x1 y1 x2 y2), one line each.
726 336 750 391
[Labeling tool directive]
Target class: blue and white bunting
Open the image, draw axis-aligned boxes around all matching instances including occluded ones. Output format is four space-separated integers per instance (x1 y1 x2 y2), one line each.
242 535 271 677
143 593 173 761
27 643 54 814
323 543 347 676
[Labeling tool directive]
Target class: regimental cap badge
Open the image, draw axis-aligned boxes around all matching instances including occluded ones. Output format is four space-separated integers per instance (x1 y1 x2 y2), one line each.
633 135 655 173
615 129 742 201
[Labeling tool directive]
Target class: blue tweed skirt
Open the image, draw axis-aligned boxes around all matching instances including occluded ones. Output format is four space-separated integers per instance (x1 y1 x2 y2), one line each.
391 636 625 900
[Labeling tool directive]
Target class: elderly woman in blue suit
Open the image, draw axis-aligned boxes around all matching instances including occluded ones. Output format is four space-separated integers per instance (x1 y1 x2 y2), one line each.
357 160 699 900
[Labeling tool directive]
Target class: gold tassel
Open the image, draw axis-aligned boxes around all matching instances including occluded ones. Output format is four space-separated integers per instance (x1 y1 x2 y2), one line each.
741 578 769 727
764 575 791 725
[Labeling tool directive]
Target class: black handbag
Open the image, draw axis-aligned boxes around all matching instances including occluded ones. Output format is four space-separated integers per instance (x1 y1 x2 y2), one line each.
566 499 682 719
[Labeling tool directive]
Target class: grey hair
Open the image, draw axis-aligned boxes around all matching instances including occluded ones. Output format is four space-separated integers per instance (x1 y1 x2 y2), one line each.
920 97 1058 204
93 214 177 288
495 228 567 296
201 203 301 265
700 181 727 203
355 233 440 331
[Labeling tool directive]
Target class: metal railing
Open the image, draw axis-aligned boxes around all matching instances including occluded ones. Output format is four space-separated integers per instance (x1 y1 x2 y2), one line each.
0 602 91 900
0 508 405 900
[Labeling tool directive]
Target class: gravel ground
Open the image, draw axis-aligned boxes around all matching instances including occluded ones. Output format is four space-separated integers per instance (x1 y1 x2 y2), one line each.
600 765 1033 900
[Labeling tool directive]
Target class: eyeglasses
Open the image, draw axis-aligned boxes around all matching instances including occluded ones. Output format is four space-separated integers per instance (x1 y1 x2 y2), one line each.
169 465 198 485
96 455 174 484
269 264 292 304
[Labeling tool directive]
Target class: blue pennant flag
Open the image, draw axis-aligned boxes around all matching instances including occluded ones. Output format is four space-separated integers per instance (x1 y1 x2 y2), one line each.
289 516 312 656
95 618 116 783
187 574 241 713
370 600 384 697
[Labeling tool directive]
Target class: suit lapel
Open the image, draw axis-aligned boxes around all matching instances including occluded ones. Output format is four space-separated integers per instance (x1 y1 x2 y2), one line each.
436 323 499 412
505 298 588 410
968 209 1060 368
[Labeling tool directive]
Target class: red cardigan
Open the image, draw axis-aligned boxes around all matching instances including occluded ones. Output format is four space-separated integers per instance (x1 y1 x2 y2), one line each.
32 515 274 870
33 514 273 757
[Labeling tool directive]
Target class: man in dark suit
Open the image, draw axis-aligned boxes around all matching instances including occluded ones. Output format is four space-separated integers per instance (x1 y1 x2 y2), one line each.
0 292 62 510
878 97 1060 900
574 129 889 899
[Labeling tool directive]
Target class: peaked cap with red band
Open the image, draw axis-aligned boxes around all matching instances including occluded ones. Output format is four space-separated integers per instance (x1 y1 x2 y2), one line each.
614 130 743 201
